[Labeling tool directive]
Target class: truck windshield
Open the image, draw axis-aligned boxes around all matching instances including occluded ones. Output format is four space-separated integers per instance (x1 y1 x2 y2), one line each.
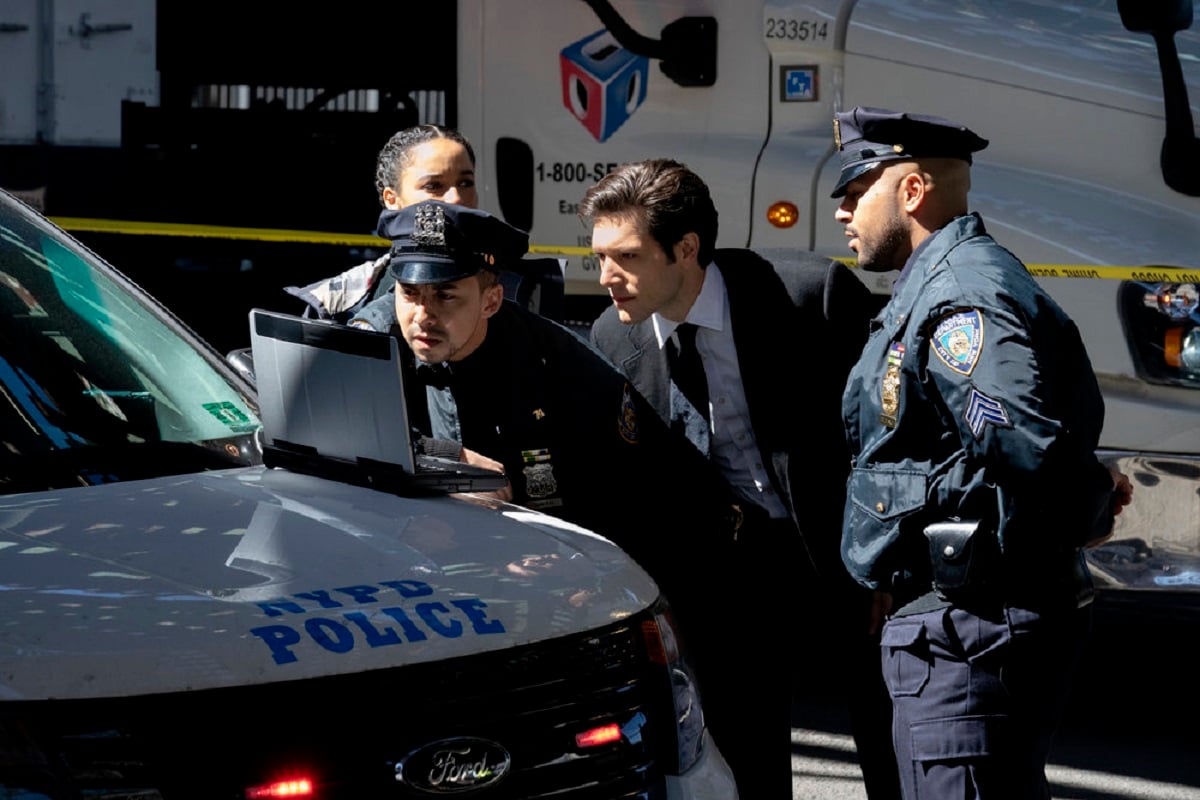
0 193 261 493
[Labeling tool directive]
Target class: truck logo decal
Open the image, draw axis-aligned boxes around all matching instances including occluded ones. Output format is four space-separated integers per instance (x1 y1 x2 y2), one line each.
560 29 649 142
395 737 511 793
248 580 506 665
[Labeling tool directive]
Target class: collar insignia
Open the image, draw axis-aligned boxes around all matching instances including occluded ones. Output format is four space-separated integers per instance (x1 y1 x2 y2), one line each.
619 383 640 444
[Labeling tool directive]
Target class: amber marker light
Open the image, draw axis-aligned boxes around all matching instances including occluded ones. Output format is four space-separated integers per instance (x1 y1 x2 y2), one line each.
1165 327 1184 367
767 201 800 228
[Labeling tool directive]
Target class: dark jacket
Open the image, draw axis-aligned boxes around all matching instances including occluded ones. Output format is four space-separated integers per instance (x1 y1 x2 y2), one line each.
591 247 875 584
356 296 743 589
841 213 1116 609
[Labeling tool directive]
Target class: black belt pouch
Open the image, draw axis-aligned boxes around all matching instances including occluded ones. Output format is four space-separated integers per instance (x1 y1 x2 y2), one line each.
924 519 998 602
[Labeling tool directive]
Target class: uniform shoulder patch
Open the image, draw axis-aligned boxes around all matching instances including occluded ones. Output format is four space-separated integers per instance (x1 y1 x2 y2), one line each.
930 309 984 376
619 383 639 444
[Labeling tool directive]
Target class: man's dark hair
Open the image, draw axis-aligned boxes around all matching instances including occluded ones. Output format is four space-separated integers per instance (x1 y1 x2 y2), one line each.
374 125 476 206
578 158 719 265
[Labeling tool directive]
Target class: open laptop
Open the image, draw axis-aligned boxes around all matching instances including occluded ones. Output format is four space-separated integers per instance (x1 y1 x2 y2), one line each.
248 308 507 495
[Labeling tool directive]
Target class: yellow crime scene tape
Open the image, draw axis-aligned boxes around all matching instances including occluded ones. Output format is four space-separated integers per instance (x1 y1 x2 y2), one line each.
51 217 1200 283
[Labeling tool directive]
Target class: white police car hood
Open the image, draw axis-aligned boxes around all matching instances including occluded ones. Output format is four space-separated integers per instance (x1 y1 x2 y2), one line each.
0 466 658 701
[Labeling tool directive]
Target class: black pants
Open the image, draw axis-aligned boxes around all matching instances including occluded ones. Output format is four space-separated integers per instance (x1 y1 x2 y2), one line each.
659 513 900 799
683 515 798 800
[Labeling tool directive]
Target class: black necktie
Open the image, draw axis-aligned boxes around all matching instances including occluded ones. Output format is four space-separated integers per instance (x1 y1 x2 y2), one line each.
668 323 709 420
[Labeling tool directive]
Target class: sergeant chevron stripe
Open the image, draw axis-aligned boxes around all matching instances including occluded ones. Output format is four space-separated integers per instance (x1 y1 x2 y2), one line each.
964 387 1010 439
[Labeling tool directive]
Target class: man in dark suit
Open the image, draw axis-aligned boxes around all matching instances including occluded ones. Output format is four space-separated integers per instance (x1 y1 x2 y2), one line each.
579 159 899 800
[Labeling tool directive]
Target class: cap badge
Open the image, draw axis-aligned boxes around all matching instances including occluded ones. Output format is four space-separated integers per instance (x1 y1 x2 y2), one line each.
833 117 842 150
893 143 905 153
412 203 447 247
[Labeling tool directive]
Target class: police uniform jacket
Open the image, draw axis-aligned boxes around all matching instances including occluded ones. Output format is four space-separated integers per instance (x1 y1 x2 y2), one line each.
842 212 1117 610
363 296 742 582
592 248 873 582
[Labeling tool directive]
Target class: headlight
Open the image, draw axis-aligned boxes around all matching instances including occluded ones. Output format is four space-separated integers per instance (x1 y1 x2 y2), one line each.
1119 278 1200 386
641 600 707 774
1164 326 1200 375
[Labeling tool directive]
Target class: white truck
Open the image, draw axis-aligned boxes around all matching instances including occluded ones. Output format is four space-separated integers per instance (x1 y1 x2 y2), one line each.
2 0 1198 599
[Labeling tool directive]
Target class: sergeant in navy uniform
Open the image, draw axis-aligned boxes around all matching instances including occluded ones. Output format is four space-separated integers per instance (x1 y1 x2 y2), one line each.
831 106 1134 799
349 199 745 696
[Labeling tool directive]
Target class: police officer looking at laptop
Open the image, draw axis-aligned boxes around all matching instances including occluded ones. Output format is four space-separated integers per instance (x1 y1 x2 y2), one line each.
832 106 1134 799
349 200 746 682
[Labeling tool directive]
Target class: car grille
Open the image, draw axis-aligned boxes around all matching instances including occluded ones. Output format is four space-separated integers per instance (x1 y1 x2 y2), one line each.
0 608 676 800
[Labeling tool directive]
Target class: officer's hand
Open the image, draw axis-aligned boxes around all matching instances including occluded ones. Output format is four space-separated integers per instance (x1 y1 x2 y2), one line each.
459 447 513 503
1109 465 1133 517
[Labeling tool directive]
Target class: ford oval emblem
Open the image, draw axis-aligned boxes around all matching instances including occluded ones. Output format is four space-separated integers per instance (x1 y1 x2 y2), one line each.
395 736 511 794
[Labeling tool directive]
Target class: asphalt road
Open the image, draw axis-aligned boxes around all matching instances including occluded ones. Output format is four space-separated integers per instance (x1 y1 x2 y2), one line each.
788 591 1200 799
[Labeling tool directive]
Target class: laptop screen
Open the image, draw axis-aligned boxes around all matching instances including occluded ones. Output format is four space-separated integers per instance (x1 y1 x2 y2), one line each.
247 309 507 495
250 308 417 472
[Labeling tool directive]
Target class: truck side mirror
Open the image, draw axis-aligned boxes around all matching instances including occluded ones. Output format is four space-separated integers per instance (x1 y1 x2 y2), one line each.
1119 0 1199 196
579 0 717 86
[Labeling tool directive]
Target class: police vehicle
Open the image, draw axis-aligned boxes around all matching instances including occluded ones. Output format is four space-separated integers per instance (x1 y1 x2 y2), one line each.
0 188 736 799
2 0 1198 601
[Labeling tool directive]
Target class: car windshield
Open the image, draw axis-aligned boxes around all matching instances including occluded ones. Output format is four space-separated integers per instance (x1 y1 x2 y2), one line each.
0 193 261 493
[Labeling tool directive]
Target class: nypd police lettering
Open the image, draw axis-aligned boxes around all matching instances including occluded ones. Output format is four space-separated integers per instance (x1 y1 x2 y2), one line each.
249 579 506 665
257 579 434 616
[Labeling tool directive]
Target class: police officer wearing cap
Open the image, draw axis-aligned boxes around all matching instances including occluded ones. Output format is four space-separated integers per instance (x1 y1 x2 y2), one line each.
350 199 745 646
831 106 1134 799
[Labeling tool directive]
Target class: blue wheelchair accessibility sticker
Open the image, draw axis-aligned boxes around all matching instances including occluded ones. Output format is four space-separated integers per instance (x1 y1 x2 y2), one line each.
780 66 818 102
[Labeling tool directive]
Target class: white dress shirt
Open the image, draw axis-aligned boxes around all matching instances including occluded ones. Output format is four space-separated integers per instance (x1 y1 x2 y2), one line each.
652 264 789 519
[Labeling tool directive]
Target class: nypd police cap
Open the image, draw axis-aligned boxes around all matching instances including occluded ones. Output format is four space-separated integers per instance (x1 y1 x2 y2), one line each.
377 200 530 284
831 106 989 198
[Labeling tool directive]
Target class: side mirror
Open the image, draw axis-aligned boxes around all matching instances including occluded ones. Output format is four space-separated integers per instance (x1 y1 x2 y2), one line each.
1119 0 1199 196
1118 0 1192 34
578 0 717 86
226 347 256 388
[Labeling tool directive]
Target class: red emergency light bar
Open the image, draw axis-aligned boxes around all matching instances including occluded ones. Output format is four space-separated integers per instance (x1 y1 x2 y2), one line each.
245 778 314 799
